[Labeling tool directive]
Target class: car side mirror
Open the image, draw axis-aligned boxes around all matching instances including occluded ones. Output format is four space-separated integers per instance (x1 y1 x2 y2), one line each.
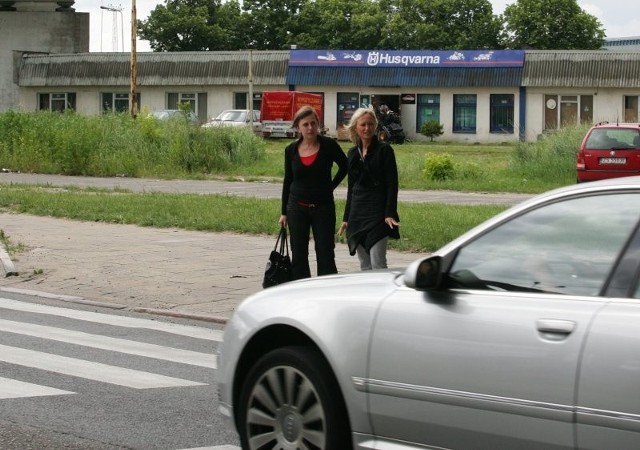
404 256 442 290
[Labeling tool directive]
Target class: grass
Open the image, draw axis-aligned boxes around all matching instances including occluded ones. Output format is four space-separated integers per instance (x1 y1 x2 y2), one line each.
0 228 27 256
0 111 586 193
0 185 505 253
0 111 589 253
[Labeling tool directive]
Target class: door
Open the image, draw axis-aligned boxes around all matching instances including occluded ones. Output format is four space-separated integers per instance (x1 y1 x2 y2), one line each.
367 191 640 449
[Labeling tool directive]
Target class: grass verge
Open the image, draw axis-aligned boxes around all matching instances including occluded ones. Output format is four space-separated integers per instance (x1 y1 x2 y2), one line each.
0 185 506 253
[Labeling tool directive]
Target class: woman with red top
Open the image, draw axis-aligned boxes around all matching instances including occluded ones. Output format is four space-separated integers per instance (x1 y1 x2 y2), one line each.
279 105 348 280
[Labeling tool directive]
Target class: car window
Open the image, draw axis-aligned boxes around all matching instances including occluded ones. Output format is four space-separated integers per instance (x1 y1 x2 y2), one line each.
448 193 640 296
586 129 640 149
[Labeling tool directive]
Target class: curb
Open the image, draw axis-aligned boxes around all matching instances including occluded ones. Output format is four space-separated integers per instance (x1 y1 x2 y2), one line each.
0 286 229 325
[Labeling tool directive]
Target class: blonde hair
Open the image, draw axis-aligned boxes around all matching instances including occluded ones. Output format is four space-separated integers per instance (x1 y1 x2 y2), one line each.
292 105 320 130
346 106 378 144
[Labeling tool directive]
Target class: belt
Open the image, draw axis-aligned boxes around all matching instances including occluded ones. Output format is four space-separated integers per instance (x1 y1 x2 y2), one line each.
297 201 319 208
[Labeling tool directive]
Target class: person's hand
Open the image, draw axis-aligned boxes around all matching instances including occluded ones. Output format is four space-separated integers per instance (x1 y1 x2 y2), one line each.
385 217 399 229
279 215 288 228
337 222 348 236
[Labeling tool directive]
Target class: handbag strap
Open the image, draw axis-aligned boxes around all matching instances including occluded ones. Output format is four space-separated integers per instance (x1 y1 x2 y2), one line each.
274 226 289 256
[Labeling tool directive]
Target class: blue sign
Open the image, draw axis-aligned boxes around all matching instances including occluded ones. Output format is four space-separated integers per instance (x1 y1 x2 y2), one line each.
289 49 525 68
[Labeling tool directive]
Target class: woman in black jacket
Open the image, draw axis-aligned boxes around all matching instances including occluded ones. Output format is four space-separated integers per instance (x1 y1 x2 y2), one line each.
279 105 348 280
338 106 400 270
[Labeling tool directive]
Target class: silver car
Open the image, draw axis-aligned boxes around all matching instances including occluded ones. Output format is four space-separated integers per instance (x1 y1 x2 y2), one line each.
217 177 640 450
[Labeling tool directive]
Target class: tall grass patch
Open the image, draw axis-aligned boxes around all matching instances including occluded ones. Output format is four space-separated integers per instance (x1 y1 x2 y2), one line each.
0 111 265 177
509 125 588 186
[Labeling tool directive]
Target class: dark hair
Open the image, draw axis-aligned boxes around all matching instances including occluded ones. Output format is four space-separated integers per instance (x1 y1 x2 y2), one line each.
292 105 319 129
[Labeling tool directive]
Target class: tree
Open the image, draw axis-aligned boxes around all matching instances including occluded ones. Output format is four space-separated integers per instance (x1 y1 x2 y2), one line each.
293 0 385 49
241 0 309 49
379 0 503 49
502 0 605 49
138 0 245 51
421 120 444 141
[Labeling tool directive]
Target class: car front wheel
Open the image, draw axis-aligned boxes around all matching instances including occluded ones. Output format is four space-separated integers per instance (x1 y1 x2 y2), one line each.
237 346 351 450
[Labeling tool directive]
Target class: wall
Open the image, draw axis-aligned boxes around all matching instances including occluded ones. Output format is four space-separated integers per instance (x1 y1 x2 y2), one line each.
0 8 89 112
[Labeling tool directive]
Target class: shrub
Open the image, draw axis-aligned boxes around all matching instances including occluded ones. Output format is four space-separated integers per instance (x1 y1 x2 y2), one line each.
424 153 454 181
420 120 444 141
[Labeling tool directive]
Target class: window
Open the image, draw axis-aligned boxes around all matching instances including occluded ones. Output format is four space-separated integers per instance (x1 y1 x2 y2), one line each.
489 94 514 134
453 94 476 133
234 92 262 113
167 92 206 122
102 93 132 113
38 93 76 112
544 95 593 131
625 96 639 122
417 94 440 133
448 194 640 297
337 92 359 126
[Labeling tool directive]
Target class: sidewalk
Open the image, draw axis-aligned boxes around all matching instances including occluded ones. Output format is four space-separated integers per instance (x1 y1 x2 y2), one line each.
0 174 532 323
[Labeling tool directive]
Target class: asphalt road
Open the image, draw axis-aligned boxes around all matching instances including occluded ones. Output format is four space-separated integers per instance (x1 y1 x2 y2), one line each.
0 291 239 449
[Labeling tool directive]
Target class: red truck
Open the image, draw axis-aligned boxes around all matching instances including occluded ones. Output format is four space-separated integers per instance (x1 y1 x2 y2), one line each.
260 91 324 138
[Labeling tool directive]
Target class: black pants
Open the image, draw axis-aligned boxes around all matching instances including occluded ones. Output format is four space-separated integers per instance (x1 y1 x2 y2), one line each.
286 199 337 280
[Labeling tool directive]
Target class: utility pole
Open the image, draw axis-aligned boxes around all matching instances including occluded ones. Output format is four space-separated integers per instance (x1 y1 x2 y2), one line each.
130 0 137 118
248 49 254 131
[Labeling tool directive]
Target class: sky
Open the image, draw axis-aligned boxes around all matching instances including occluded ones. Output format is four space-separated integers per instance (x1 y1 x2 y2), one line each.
77 0 640 53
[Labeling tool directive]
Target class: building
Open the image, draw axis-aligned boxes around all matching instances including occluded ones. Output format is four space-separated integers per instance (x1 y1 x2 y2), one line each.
4 3 640 143
0 0 88 112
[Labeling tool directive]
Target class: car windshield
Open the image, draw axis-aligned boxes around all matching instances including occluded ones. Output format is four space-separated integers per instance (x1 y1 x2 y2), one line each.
215 111 246 122
585 128 640 150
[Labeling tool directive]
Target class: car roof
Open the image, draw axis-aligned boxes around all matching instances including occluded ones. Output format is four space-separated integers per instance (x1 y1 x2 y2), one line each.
591 122 640 130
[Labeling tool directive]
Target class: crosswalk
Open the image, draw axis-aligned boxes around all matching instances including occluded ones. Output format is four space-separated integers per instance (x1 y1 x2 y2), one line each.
0 296 241 449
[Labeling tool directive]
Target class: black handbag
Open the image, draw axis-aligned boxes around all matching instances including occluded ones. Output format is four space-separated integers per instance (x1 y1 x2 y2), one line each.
262 227 293 288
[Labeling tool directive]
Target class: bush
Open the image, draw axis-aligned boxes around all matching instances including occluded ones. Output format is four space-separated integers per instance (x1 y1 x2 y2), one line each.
424 153 454 181
420 120 444 141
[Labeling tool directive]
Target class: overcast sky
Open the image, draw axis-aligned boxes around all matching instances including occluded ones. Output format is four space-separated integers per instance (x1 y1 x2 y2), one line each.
77 0 640 53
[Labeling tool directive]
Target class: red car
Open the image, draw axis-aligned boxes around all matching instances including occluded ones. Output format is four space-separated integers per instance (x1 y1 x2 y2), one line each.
577 122 640 182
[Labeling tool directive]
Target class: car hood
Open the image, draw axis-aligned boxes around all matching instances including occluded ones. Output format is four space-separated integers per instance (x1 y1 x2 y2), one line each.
230 269 404 335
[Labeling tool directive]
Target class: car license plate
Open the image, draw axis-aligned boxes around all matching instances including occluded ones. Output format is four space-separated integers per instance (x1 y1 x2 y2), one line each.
600 157 626 164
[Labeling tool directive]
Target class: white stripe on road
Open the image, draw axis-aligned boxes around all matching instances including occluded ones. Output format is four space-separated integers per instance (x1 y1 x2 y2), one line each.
0 376 75 399
178 447 240 450
0 344 206 389
0 296 223 341
0 319 216 369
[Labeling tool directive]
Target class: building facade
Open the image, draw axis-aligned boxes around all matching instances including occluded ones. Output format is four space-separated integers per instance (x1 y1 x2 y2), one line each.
4 4 640 143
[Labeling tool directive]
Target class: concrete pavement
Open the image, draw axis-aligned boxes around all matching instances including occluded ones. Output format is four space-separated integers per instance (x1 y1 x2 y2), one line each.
0 174 533 323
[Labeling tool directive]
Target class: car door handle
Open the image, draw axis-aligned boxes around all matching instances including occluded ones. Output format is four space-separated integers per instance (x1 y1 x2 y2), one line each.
536 319 576 341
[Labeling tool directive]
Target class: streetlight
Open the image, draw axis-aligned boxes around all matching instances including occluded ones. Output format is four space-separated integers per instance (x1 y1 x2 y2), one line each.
99 4 124 52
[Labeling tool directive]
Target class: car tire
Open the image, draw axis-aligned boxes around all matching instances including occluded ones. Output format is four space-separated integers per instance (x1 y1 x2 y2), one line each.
237 346 352 450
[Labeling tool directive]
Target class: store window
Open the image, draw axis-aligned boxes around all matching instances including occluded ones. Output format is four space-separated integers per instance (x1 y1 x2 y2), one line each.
38 93 76 112
337 92 359 127
490 94 514 134
625 96 639 122
101 93 132 113
417 94 440 133
453 94 477 133
544 95 593 131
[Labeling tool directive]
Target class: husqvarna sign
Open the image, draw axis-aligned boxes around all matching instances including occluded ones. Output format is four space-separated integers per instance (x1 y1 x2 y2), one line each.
289 49 524 68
